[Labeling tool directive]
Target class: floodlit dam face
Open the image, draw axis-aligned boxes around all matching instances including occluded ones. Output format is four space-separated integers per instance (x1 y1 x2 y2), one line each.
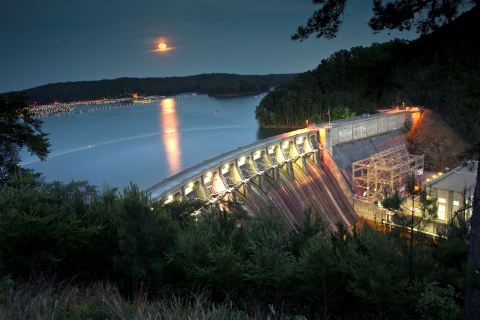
145 110 416 230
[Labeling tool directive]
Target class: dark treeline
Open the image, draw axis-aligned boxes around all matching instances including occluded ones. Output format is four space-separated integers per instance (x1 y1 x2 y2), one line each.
256 6 480 142
0 172 467 319
10 73 297 104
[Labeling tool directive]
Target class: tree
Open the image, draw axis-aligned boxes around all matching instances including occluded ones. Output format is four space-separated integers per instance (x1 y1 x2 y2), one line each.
292 0 477 41
0 93 50 183
416 281 461 320
465 148 480 319
381 174 437 281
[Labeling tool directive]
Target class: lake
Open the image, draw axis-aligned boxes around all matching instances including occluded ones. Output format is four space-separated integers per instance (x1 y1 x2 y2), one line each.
21 93 287 189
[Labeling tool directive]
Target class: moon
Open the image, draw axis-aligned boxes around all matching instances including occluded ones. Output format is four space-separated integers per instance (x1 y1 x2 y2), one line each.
158 42 168 51
153 39 174 53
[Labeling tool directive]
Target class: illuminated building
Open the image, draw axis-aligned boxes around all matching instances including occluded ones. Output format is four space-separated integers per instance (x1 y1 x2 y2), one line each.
426 161 477 223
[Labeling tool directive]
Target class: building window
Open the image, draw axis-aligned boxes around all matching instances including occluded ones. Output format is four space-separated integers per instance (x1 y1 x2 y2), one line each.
438 198 446 204
453 200 460 207
438 205 446 220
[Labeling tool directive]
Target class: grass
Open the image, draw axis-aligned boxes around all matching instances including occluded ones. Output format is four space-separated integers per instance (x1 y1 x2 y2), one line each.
0 277 300 320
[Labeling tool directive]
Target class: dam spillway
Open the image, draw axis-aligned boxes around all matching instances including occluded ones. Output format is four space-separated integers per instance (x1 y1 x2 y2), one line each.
144 109 416 230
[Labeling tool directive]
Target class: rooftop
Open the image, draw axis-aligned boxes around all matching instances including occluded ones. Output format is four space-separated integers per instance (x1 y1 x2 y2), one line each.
333 130 406 180
428 161 478 193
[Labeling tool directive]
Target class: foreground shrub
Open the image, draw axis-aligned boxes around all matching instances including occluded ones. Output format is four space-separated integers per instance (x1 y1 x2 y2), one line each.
0 172 469 319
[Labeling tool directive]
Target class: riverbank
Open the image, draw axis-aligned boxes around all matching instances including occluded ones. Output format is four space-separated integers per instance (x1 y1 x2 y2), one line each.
209 91 263 98
259 124 303 129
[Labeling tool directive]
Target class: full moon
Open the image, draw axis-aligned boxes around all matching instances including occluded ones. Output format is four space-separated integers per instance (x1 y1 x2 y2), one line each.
158 42 168 51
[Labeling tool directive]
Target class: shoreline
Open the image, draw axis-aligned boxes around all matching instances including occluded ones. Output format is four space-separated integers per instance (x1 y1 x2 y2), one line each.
208 91 263 98
259 124 303 129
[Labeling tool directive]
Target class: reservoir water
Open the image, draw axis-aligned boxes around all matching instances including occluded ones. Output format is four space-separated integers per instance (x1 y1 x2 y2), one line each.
22 93 284 189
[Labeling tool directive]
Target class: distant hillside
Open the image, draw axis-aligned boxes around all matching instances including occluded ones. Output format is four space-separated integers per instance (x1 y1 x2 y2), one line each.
257 6 480 143
14 73 297 104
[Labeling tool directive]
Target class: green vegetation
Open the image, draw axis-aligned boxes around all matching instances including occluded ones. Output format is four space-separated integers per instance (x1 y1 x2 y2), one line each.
0 276 258 319
0 172 469 319
257 6 480 143
10 73 297 104
381 174 438 282
293 0 474 41
0 93 50 183
405 110 470 171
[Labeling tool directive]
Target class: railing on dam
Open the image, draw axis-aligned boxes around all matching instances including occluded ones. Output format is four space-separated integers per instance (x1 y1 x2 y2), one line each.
316 111 409 154
144 127 321 205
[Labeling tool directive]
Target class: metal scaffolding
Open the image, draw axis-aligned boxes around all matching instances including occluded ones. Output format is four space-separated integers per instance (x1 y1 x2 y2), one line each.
352 144 424 200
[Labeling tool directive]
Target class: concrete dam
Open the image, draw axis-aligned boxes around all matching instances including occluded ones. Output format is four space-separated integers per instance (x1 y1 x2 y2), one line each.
145 110 413 230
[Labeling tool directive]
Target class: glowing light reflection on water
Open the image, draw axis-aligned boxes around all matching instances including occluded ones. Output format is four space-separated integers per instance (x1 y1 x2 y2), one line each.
21 94 269 189
160 98 181 175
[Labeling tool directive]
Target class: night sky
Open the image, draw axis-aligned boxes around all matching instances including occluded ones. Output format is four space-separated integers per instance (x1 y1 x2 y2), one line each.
0 0 415 92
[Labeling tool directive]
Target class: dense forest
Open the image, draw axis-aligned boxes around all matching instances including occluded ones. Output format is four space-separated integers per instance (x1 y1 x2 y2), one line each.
0 173 468 319
256 6 480 143
10 73 297 104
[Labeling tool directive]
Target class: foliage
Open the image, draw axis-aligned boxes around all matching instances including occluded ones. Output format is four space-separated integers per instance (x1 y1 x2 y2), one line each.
0 93 50 182
258 6 480 144
0 171 471 318
369 0 476 34
293 0 476 40
292 0 347 40
465 145 480 319
0 278 255 320
416 282 461 320
381 174 437 281
339 228 413 319
9 73 298 104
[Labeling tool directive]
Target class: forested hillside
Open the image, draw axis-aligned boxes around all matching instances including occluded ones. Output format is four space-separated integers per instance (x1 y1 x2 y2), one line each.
256 6 480 142
13 73 297 104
